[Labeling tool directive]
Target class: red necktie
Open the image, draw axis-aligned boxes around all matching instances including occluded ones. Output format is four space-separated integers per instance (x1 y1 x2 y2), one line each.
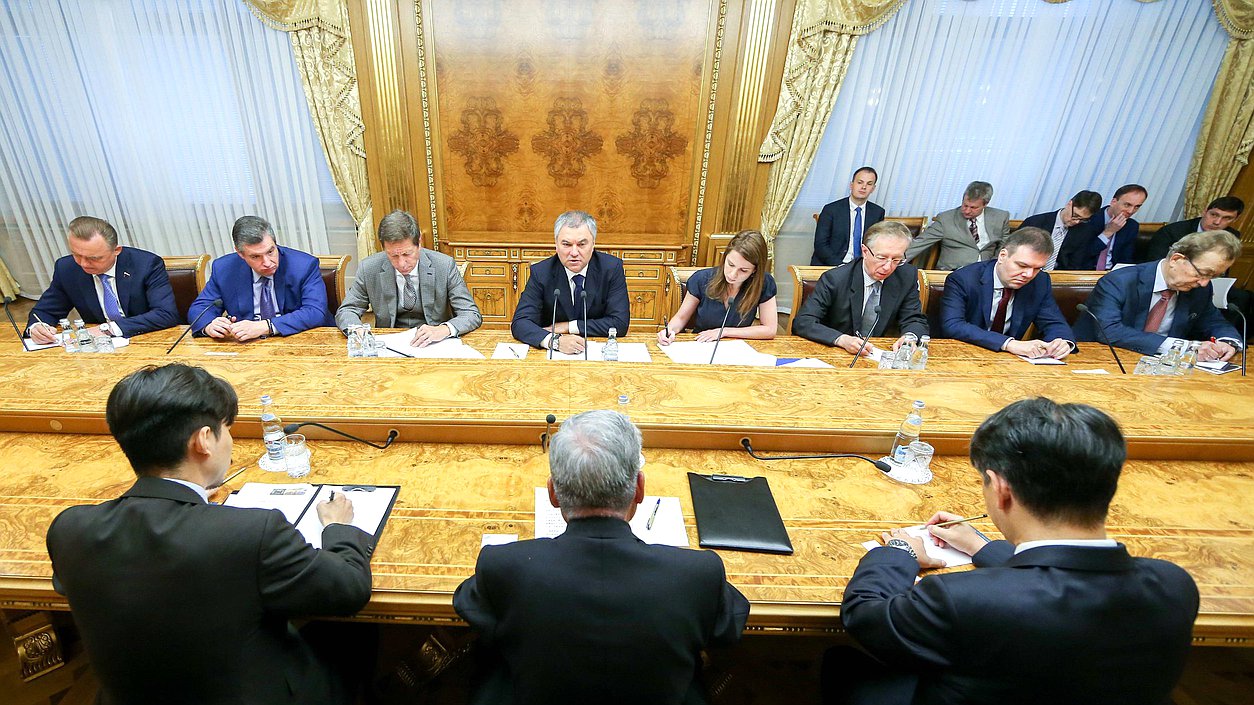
990 289 1014 334
1096 238 1112 270
1143 290 1174 333
968 218 979 244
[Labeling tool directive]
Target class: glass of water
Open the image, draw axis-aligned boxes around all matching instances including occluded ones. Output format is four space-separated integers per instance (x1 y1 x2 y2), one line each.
907 440 935 473
1133 356 1160 376
284 434 311 479
95 335 116 353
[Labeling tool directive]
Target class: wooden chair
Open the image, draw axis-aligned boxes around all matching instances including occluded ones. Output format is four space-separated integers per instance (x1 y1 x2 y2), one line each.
917 269 951 334
788 265 835 320
1046 270 1107 326
316 255 351 313
162 254 210 323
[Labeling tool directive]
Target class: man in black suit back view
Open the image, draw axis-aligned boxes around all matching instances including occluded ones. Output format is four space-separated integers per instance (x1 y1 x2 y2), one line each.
46 363 374 705
825 398 1198 705
454 409 750 705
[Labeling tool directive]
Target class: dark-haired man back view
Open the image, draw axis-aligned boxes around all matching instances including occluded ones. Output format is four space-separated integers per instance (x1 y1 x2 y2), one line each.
46 363 373 705
825 398 1198 705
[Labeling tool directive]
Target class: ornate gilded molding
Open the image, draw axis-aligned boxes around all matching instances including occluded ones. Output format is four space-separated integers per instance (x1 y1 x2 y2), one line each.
531 97 604 187
414 0 440 248
616 99 687 189
448 97 519 187
11 612 64 681
692 0 728 264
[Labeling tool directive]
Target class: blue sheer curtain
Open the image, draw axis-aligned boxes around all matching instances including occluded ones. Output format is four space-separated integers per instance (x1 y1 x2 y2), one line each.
774 0 1227 309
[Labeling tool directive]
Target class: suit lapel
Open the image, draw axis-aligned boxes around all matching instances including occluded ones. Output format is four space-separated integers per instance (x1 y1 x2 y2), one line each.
554 257 574 321
234 262 254 321
377 263 398 327
847 264 864 333
419 251 436 321
272 248 287 313
1131 264 1157 330
113 248 135 315
978 263 995 329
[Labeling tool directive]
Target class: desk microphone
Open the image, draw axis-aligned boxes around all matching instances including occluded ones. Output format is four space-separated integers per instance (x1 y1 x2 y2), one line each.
541 413 557 451
283 422 398 449
167 299 223 355
580 289 588 360
1219 303 1247 376
3 296 42 352
849 305 882 369
740 437 892 473
1075 304 1126 374
547 288 561 360
707 301 735 364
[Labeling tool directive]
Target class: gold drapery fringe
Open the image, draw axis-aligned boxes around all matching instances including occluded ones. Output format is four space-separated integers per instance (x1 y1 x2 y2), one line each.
241 0 375 259
0 257 19 299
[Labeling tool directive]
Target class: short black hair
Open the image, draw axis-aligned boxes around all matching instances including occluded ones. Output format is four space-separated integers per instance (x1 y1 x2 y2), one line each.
969 398 1125 527
1113 184 1147 200
1070 190 1102 214
851 166 877 181
1207 196 1244 215
106 364 238 476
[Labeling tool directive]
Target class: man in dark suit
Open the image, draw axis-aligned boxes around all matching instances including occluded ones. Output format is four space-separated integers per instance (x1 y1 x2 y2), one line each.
1142 196 1243 263
826 397 1198 705
1074 230 1242 361
46 363 374 705
793 221 928 356
26 215 179 343
188 215 333 341
511 210 630 353
940 227 1076 358
1057 184 1146 270
812 166 886 266
454 409 749 705
1019 190 1103 271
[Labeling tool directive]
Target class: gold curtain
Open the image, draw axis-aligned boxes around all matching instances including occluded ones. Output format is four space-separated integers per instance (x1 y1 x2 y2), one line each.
757 0 907 253
1184 0 1254 220
0 257 19 299
241 0 375 262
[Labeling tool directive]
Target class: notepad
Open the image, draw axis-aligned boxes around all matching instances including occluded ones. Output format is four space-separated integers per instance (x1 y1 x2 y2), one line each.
373 331 486 359
224 482 399 550
533 487 688 547
860 524 973 568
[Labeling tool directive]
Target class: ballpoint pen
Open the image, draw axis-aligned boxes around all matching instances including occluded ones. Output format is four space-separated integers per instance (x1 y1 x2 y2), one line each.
645 498 662 530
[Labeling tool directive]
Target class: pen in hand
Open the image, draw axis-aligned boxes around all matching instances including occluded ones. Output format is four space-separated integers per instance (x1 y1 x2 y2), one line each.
933 513 988 528
645 498 662 530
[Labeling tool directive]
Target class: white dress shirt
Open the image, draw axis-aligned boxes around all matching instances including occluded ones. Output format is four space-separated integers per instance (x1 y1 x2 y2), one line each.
93 263 126 335
1014 538 1118 555
1045 210 1068 271
161 477 210 503
541 264 591 348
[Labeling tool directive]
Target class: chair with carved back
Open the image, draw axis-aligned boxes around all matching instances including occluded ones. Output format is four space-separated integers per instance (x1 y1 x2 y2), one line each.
316 255 351 313
161 254 210 323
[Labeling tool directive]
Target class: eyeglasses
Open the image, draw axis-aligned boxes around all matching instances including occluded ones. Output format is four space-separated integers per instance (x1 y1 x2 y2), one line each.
1183 257 1220 280
864 246 907 267
1065 205 1092 224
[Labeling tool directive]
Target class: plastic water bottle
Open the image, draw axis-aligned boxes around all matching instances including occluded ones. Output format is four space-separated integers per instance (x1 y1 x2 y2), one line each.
73 319 96 353
1176 341 1200 375
910 335 930 371
59 318 78 353
893 333 917 369
603 327 619 362
1159 340 1185 375
890 400 925 464
260 395 286 463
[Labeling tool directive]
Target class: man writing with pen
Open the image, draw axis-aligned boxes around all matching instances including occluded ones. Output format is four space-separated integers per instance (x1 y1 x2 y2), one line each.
823 398 1198 705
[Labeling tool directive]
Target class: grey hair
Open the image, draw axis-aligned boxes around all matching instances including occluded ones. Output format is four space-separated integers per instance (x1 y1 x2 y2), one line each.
964 181 994 204
554 210 598 241
377 209 421 245
1170 230 1242 262
231 216 275 251
862 220 912 250
549 410 641 513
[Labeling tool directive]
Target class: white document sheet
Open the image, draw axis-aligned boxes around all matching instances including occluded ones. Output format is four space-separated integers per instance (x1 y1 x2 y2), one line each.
493 342 531 359
660 340 775 367
225 482 397 549
374 331 486 359
1017 355 1065 365
861 524 973 568
542 341 652 363
21 338 60 351
481 533 518 547
223 482 317 524
533 487 689 547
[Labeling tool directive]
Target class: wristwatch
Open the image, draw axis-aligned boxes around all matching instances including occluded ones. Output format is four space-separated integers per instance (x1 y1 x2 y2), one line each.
885 538 918 559
551 332 562 349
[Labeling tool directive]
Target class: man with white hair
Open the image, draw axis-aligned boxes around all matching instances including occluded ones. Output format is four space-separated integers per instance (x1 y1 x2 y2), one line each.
510 210 630 354
454 410 749 705
905 181 1010 270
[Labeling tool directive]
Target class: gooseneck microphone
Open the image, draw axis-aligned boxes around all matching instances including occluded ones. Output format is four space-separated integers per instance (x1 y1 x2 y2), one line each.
547 288 561 360
3 296 41 352
1220 304 1247 376
1075 303 1126 374
849 305 882 369
541 413 558 451
707 298 736 364
580 289 588 360
167 299 224 355
283 422 399 450
740 438 892 473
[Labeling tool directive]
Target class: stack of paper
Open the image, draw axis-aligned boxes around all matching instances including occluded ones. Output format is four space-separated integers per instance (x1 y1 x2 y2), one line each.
373 330 486 359
659 340 775 367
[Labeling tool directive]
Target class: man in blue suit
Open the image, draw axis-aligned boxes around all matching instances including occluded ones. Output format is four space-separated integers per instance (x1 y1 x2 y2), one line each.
940 227 1075 359
27 216 179 343
1056 184 1146 271
811 166 886 266
188 216 333 342
1018 190 1103 271
511 210 630 354
1074 230 1242 362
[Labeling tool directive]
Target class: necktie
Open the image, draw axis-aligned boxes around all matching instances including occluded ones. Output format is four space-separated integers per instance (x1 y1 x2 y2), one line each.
851 206 864 255
989 288 1014 334
572 273 585 309
1096 236 1113 270
860 281 881 336
98 274 124 321
968 218 980 244
1143 290 1174 333
259 277 276 320
403 274 417 310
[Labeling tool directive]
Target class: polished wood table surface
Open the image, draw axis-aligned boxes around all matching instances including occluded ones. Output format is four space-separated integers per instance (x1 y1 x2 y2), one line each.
1 328 1251 460
0 433 1249 644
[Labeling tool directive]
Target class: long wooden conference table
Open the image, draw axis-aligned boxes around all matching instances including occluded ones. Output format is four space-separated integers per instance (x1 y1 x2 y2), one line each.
0 327 1250 652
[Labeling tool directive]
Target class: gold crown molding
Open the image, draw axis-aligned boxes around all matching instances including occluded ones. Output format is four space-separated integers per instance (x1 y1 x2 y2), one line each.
691 0 729 265
414 1 440 249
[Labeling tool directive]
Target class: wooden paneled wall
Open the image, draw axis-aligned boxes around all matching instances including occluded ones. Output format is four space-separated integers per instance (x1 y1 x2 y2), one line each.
347 0 795 325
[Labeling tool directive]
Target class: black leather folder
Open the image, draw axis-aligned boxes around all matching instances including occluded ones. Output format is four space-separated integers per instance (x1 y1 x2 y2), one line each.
687 472 793 555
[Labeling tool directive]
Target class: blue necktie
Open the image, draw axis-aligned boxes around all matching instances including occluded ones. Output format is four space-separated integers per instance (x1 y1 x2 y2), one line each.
852 206 864 255
259 277 276 320
99 274 124 321
572 274 585 310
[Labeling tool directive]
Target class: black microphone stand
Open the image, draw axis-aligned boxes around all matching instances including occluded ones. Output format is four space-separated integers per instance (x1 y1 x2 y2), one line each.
167 298 224 354
547 288 561 360
581 289 588 360
849 305 882 369
740 438 892 473
707 297 736 364
1076 304 1126 374
283 422 399 450
3 296 46 352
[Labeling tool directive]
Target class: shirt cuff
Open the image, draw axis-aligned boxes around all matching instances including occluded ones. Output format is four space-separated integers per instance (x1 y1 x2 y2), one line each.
444 322 459 338
105 321 121 336
568 320 580 336
541 333 553 350
1217 337 1243 351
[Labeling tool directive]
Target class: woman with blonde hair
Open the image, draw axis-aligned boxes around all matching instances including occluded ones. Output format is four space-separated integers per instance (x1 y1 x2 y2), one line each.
658 230 778 344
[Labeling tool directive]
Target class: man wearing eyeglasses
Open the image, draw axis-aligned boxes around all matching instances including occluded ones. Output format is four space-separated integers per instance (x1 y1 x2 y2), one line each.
1019 190 1104 271
793 221 929 355
1057 184 1147 271
1075 231 1242 362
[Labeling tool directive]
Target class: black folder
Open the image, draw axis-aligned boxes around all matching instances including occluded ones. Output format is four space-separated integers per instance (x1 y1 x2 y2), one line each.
687 472 793 555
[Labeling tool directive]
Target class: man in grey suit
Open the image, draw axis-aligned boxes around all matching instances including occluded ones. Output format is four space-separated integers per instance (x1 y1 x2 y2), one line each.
335 209 481 347
906 181 1010 270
